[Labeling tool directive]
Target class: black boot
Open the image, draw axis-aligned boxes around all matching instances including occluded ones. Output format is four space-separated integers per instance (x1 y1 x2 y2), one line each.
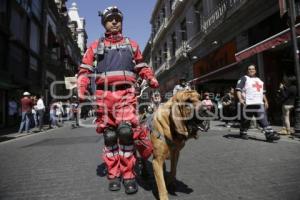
264 127 280 142
265 129 280 142
240 131 248 140
109 177 121 191
138 158 150 179
123 179 138 194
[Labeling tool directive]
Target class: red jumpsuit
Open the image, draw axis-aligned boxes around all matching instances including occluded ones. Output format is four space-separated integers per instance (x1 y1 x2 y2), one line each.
77 32 157 180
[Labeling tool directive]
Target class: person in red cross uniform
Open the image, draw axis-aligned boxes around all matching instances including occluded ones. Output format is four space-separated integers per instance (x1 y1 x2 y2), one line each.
76 6 159 194
235 64 280 142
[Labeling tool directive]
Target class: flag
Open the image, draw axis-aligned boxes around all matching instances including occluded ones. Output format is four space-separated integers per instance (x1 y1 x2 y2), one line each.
279 0 288 17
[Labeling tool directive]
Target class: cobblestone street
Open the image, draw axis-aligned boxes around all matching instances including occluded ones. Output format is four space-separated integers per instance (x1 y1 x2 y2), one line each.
1 121 300 200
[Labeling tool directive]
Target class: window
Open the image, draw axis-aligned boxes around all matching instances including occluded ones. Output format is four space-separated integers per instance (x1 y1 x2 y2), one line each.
163 42 168 61
161 6 166 24
169 0 174 14
8 44 27 76
158 49 162 66
0 0 7 25
29 56 38 71
194 0 203 32
0 34 7 69
180 18 187 41
31 0 43 20
153 55 157 70
171 32 176 56
10 8 27 44
30 21 40 53
157 15 160 29
16 0 30 13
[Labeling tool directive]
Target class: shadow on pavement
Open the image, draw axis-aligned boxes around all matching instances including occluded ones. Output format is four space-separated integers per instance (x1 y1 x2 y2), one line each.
223 133 279 143
96 163 107 177
136 159 193 199
96 158 194 199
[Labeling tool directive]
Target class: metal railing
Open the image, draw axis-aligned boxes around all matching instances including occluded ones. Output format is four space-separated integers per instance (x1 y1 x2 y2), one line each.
171 0 183 12
153 18 168 44
200 0 246 34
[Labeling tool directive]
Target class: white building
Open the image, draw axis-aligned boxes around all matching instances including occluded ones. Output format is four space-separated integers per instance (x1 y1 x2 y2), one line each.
68 2 87 54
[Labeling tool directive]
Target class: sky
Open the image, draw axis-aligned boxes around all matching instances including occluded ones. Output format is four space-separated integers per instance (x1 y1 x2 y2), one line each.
66 0 157 51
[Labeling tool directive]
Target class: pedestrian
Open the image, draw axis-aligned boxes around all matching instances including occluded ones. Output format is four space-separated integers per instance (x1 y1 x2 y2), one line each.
214 92 222 119
77 6 159 194
236 64 280 142
221 87 237 128
65 100 71 120
147 90 162 114
18 92 33 133
173 77 191 95
49 100 58 129
278 76 297 135
201 92 213 129
8 97 18 126
36 95 46 131
31 95 38 128
71 97 80 127
56 101 64 126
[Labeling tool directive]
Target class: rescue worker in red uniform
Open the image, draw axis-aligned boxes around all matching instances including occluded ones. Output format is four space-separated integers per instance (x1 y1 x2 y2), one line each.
77 6 159 194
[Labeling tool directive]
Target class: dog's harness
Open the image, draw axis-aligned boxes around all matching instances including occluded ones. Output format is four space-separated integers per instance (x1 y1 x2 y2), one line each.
144 113 176 148
152 130 176 149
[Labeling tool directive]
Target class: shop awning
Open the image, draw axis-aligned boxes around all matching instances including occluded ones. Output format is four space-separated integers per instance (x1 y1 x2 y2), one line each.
235 23 300 62
0 80 19 89
190 62 238 84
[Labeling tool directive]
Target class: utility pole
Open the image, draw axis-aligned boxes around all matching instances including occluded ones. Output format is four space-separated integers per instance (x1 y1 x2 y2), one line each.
288 0 300 137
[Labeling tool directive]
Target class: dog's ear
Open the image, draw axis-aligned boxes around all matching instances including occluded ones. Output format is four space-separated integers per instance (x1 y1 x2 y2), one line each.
171 91 198 137
171 103 189 136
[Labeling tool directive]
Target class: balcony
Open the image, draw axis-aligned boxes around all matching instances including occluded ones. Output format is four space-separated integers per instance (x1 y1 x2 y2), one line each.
152 18 169 45
45 49 61 67
200 0 247 34
171 0 184 12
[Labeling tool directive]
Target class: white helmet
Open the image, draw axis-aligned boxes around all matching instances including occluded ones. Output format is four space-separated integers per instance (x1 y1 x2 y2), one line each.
23 91 30 96
99 6 123 25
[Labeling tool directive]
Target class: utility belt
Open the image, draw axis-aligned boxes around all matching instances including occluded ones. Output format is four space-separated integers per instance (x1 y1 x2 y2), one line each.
96 84 132 91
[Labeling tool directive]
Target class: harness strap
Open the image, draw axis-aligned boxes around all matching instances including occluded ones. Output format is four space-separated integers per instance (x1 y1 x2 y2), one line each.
152 130 175 148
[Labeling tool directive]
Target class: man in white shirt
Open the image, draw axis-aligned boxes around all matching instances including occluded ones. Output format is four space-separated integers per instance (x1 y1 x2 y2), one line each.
236 64 280 142
36 95 45 131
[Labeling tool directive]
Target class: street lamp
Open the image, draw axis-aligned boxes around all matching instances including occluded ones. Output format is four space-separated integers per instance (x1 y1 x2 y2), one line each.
288 0 300 137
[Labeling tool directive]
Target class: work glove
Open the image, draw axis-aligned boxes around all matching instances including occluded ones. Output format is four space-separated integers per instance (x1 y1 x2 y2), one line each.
149 78 159 88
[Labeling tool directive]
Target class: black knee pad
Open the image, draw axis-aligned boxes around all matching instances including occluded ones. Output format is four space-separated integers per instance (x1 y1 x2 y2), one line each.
117 122 133 145
103 127 118 146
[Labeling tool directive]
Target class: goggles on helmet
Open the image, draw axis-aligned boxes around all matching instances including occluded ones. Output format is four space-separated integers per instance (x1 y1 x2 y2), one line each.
99 6 123 25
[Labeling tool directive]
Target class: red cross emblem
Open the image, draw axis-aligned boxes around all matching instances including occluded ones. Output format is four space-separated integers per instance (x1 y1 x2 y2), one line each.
252 81 262 92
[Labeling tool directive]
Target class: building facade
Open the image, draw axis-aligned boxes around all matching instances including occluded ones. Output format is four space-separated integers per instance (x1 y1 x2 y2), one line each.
0 0 82 129
68 2 87 55
145 0 300 123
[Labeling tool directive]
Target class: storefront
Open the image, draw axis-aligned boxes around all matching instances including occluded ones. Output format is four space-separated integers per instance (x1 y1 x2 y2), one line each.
192 41 239 95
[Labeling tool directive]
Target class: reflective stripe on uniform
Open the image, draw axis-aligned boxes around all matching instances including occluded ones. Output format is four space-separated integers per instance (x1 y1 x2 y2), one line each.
105 151 119 157
119 144 134 151
105 145 118 151
99 70 136 78
119 150 133 157
134 62 148 69
80 64 94 71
